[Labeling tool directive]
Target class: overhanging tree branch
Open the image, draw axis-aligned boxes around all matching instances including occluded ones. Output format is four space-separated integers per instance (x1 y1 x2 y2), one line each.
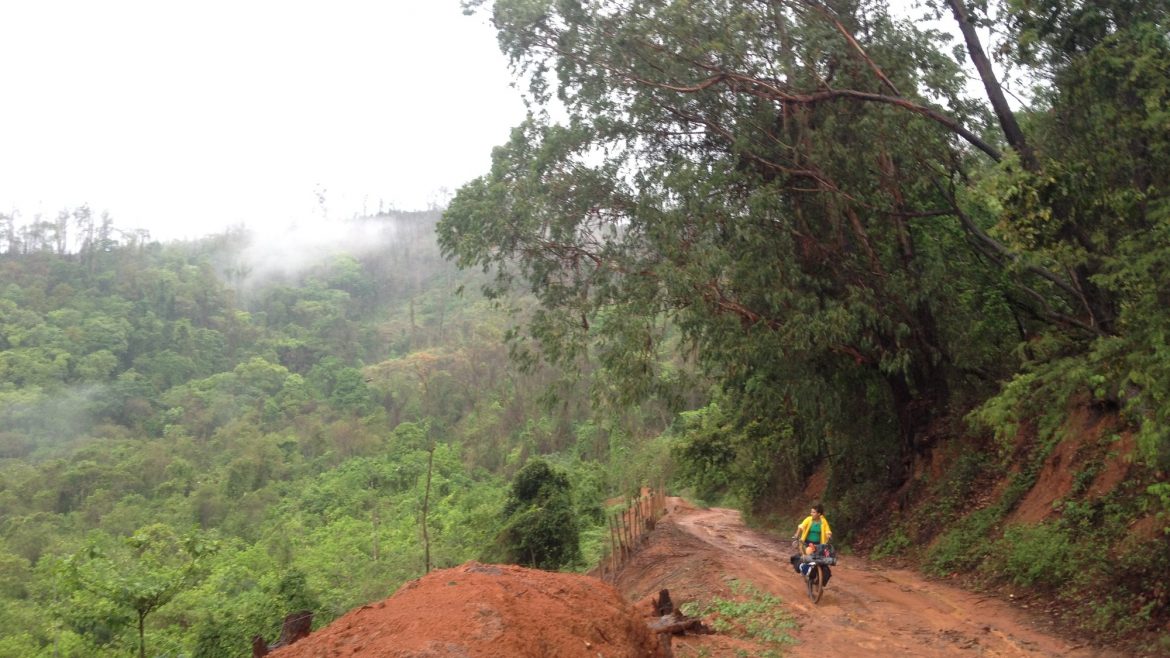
931 180 1105 336
946 0 1038 171
800 0 902 96
539 36 1005 162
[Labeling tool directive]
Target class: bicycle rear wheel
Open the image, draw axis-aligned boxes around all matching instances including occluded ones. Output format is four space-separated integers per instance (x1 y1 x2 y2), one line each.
806 564 824 603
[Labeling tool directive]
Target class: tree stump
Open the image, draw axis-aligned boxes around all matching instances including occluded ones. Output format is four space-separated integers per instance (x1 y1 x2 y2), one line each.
653 589 673 616
252 610 313 657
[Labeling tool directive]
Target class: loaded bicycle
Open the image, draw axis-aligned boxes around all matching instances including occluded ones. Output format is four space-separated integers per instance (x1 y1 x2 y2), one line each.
791 540 837 603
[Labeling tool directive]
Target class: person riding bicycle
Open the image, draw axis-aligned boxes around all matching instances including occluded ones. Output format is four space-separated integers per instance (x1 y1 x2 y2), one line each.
790 503 833 586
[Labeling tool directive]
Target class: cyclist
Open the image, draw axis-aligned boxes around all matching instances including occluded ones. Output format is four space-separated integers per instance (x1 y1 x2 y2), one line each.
795 503 832 547
789 503 833 586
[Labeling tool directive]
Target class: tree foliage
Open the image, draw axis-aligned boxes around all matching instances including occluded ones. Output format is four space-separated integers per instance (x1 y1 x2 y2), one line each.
442 0 1170 514
61 524 216 658
443 0 1022 511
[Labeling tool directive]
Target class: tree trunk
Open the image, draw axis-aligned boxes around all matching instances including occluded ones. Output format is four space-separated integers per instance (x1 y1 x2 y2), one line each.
422 444 435 573
138 611 146 658
946 0 1038 171
885 349 948 478
409 297 417 349
372 502 380 562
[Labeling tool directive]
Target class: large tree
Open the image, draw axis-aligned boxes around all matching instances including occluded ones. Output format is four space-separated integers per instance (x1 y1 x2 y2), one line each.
62 524 216 658
443 0 1005 506
441 0 1170 509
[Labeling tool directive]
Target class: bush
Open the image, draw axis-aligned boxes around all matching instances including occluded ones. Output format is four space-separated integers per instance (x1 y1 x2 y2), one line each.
999 523 1077 588
492 459 581 569
925 507 999 576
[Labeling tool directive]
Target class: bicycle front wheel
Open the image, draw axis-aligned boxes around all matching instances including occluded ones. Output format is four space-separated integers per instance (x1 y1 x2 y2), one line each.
806 564 824 603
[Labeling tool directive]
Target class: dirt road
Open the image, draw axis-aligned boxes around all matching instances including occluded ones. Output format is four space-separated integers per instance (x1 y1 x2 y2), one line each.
616 500 1120 657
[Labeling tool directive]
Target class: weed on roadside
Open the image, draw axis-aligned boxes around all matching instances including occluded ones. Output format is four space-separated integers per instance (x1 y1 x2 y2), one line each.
679 579 796 654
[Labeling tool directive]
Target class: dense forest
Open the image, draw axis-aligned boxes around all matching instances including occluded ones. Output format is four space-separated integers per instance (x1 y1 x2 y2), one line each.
2 0 1168 654
0 211 686 656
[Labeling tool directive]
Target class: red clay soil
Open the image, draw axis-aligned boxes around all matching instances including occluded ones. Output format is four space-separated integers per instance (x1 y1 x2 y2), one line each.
1009 406 1130 525
272 499 1124 657
268 561 661 658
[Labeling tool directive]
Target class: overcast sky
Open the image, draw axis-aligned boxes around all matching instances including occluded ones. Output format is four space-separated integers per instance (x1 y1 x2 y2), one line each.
0 1 526 241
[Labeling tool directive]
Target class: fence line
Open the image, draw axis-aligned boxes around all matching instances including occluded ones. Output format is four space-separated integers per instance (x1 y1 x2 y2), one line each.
595 484 666 582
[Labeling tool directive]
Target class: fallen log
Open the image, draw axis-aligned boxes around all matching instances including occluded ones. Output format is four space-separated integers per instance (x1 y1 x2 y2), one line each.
648 614 713 635
645 589 715 658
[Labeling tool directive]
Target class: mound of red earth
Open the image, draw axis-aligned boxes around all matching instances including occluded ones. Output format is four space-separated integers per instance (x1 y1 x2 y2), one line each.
269 561 662 658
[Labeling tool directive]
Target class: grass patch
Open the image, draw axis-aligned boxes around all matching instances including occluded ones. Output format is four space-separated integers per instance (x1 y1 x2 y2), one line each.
871 525 911 561
679 579 797 653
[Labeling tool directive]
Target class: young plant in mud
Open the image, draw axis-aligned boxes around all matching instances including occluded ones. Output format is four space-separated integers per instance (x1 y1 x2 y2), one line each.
679 579 796 650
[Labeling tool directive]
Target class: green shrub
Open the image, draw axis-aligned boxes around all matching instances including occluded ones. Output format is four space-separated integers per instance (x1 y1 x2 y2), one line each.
871 526 911 561
492 459 581 569
998 523 1077 588
671 403 738 505
1149 483 1170 536
925 507 999 576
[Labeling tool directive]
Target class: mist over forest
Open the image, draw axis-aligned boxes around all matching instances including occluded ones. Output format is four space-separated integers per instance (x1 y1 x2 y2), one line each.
0 207 690 656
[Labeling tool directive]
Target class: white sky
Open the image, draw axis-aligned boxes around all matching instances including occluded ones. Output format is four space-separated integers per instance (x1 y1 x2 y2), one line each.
0 1 526 241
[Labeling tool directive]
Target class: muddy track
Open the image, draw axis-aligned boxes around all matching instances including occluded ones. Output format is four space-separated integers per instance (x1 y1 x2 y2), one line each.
619 501 1119 657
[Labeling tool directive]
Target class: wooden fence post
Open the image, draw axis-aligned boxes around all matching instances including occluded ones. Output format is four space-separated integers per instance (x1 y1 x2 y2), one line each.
597 485 671 580
613 512 622 573
624 503 633 557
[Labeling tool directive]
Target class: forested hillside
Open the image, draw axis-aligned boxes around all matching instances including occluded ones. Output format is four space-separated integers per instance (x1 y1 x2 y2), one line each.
0 211 687 657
